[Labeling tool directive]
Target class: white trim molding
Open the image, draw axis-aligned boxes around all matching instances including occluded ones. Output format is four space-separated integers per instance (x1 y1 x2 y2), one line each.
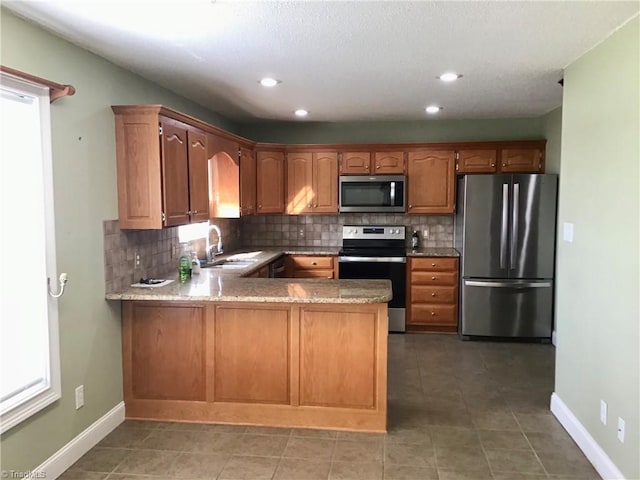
550 393 625 480
551 329 557 346
28 401 124 479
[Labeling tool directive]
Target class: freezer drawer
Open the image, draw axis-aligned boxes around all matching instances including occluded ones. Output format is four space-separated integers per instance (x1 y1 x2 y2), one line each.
460 279 553 338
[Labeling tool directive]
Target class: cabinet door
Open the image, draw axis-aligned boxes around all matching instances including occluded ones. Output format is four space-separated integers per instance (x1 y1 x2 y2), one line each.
374 151 405 174
312 152 338 213
240 147 256 216
340 152 371 175
407 150 456 214
160 121 190 226
209 135 240 219
286 153 313 214
256 151 285 214
187 130 210 223
457 149 497 174
499 148 544 173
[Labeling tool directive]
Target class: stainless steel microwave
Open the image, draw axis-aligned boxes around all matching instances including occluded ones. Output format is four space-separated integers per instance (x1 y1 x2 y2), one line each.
339 175 406 213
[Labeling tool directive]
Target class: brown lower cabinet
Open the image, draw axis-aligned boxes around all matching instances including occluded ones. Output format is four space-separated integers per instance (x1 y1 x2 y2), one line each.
122 300 387 431
407 257 459 333
285 255 338 279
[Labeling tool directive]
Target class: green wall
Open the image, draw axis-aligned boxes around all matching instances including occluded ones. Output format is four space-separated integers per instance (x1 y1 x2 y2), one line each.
554 17 639 479
239 117 545 144
0 9 234 472
541 106 562 174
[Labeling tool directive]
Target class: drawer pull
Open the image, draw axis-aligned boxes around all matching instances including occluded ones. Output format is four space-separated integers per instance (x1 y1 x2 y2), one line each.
431 312 436 316
431 276 436 280
431 293 436 297
311 261 317 266
431 263 436 266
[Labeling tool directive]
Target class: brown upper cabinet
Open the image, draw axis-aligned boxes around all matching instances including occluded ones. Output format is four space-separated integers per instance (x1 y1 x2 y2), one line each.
240 147 257 216
456 149 498 174
113 106 211 229
339 151 405 175
499 147 544 173
407 150 456 214
208 133 240 218
286 152 338 214
256 150 285 214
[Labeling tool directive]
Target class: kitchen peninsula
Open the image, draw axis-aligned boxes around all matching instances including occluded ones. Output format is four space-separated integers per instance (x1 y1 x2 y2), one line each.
107 252 392 432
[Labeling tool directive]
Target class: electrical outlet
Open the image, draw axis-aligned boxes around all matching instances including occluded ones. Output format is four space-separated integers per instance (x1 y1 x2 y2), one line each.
600 400 607 425
298 228 305 238
75 385 84 410
617 417 625 442
134 252 141 268
422 228 429 240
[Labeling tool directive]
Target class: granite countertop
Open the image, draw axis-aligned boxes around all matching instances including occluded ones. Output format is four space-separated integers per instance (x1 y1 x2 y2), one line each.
406 247 460 257
249 246 341 256
106 249 391 303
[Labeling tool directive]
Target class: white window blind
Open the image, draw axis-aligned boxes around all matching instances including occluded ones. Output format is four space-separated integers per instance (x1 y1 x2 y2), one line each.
0 75 61 433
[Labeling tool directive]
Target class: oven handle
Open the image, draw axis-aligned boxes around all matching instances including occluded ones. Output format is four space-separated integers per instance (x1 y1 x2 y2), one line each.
339 256 406 263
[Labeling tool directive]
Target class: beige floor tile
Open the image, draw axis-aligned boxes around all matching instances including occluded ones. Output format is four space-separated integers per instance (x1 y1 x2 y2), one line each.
492 473 547 480
436 468 492 480
471 411 520 431
332 439 383 463
429 426 481 449
484 448 545 474
535 448 600 477
184 432 243 455
155 421 205 431
165 452 229 478
235 433 289 457
328 461 383 480
384 425 432 445
122 419 161 429
273 458 331 480
336 431 385 441
291 428 339 439
218 455 280 480
282 436 336 460
383 464 438 480
72 447 130 473
58 470 108 480
477 429 531 450
198 424 248 434
138 429 194 451
384 442 435 467
434 446 489 471
113 449 179 476
98 426 152 448
244 426 292 436
515 412 564 433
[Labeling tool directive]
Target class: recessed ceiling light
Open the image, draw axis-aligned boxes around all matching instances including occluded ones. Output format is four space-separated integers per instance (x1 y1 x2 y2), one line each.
425 105 442 114
294 109 308 117
259 77 280 87
438 72 462 82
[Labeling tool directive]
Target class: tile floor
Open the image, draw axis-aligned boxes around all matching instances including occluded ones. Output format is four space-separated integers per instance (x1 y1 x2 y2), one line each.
61 334 599 480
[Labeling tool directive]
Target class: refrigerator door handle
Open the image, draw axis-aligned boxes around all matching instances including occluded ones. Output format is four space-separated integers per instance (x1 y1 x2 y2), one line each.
500 184 509 269
464 280 552 288
510 183 520 269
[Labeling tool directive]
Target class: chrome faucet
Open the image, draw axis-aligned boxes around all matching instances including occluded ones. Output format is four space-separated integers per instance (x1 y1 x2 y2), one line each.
206 223 223 263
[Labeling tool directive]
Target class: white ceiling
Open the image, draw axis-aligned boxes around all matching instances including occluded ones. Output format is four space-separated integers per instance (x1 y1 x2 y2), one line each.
5 1 639 122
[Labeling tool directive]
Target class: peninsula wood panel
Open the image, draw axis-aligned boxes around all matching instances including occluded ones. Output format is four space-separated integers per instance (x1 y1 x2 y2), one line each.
160 120 190 226
128 303 206 401
187 129 210 222
456 149 497 174
299 307 378 408
256 151 285 213
214 306 290 404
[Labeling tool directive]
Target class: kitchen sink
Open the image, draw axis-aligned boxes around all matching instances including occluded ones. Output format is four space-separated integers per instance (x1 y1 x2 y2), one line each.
203 259 257 269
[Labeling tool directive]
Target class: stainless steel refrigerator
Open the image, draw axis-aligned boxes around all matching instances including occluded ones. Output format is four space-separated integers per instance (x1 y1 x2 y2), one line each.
454 174 558 339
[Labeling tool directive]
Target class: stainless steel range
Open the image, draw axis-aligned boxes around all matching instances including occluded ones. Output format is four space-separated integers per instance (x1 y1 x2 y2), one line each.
338 225 406 332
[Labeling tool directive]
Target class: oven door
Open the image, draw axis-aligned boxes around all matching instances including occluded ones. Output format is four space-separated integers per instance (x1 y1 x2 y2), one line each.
338 256 406 332
339 175 406 213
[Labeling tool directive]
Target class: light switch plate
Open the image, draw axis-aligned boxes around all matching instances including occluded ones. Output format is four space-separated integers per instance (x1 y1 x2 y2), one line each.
563 222 574 243
617 417 625 442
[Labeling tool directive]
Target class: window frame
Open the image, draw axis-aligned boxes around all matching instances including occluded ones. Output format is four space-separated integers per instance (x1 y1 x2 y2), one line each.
0 74 62 433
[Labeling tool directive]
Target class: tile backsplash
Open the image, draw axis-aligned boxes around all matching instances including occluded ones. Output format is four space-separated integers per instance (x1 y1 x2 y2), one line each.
104 214 452 292
240 214 453 248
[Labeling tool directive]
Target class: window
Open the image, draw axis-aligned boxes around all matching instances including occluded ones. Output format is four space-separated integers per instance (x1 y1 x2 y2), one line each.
0 74 61 433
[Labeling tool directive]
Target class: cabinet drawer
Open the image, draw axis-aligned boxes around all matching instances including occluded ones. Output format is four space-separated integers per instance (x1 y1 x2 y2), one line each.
289 256 334 270
411 286 457 304
411 257 458 272
410 304 457 326
293 269 335 279
411 271 457 286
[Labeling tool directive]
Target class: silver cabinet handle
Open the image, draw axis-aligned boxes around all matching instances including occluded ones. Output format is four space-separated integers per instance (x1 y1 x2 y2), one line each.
510 183 519 270
464 280 552 288
500 184 509 269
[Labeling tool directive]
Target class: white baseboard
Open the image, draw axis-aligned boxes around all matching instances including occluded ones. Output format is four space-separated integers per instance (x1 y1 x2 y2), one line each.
550 393 624 480
30 401 125 479
552 329 557 346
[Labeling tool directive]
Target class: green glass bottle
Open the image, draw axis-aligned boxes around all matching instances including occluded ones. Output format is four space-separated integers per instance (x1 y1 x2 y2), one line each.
178 244 192 283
